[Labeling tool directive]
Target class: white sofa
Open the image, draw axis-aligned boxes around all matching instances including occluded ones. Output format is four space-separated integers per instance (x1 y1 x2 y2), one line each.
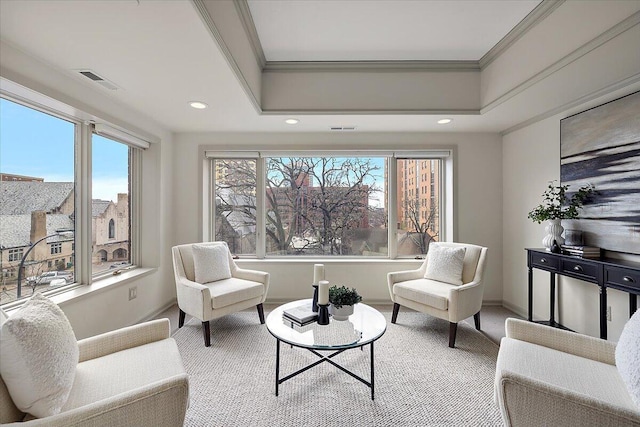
495 318 640 426
0 316 189 426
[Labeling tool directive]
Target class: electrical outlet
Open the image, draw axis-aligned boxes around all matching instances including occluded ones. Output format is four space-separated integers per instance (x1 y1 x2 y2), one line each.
129 286 137 301
606 305 611 322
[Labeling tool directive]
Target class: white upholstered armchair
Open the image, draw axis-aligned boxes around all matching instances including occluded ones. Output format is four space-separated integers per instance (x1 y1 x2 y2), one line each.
495 318 640 426
0 317 189 427
387 242 488 348
172 242 270 346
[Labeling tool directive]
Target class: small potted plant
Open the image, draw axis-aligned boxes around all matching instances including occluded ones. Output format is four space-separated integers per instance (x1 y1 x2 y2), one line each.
328 285 362 321
528 181 595 250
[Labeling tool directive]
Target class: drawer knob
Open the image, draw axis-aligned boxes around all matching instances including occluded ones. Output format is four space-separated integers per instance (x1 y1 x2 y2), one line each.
623 276 635 283
540 258 547 263
573 265 583 272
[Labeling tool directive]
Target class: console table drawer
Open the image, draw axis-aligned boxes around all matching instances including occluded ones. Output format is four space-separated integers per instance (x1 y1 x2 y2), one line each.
530 252 558 271
561 259 598 281
605 266 640 291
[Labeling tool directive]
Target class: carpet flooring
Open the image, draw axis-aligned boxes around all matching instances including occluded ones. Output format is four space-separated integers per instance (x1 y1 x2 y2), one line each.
173 312 501 427
173 309 502 426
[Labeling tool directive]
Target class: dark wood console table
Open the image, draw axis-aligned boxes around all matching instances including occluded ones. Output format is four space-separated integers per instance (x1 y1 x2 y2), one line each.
526 248 640 339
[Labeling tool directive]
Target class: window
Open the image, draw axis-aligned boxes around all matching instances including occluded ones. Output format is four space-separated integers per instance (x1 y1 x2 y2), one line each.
264 156 385 256
212 159 257 255
0 97 75 304
396 158 441 257
1 85 145 305
91 133 132 276
209 152 448 258
108 219 115 239
8 249 23 262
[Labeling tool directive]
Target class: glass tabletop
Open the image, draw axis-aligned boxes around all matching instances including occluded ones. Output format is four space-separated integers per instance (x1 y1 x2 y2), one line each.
266 299 387 350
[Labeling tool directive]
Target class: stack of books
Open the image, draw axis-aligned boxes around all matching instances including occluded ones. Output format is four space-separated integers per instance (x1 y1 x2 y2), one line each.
283 304 317 326
562 245 601 259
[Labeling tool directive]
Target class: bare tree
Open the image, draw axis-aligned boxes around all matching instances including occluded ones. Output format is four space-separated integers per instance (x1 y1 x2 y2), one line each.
214 157 383 255
214 160 258 254
301 157 381 255
24 261 48 295
399 197 439 255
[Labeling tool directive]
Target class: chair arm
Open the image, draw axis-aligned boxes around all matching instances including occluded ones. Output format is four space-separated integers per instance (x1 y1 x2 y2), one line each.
7 374 190 427
234 267 269 285
447 279 484 322
175 276 212 321
495 370 640 427
505 318 616 365
78 319 170 363
388 269 424 285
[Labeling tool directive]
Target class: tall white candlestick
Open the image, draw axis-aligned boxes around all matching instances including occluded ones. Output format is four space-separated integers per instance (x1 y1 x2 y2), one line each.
313 264 325 285
318 280 329 305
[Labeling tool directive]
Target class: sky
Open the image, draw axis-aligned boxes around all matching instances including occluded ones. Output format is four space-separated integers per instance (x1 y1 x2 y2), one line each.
0 98 128 202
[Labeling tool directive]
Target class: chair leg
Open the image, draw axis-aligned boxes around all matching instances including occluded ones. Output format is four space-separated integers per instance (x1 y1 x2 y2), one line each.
449 322 458 348
256 303 265 324
178 309 186 328
474 311 481 330
202 321 211 347
391 303 400 324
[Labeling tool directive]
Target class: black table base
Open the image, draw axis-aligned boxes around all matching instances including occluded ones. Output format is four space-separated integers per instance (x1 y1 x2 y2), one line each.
275 339 376 400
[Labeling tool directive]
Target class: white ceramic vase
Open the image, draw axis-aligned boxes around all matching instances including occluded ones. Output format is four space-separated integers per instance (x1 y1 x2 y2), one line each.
329 304 354 321
542 219 564 250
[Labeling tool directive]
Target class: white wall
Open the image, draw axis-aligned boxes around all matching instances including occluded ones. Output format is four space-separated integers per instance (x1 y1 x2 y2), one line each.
502 84 640 342
172 131 503 305
1 42 176 339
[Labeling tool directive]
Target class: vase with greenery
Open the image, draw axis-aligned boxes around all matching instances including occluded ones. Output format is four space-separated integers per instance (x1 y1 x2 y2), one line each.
328 285 362 320
528 181 594 249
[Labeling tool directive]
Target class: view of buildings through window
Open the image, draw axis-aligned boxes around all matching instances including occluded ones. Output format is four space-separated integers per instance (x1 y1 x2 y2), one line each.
91 134 131 276
0 98 131 304
396 158 440 256
213 156 440 257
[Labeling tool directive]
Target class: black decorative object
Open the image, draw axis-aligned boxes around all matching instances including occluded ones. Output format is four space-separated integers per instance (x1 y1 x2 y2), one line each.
551 240 562 254
311 284 319 312
317 304 330 325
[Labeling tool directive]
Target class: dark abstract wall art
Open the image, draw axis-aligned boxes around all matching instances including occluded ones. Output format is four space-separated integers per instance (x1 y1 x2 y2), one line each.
560 91 640 255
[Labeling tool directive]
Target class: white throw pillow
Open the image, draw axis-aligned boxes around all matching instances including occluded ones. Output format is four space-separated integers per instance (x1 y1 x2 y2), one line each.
424 244 466 285
0 293 78 418
192 244 232 283
616 308 640 407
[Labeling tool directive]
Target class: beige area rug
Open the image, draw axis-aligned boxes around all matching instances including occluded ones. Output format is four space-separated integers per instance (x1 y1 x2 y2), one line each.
173 309 502 427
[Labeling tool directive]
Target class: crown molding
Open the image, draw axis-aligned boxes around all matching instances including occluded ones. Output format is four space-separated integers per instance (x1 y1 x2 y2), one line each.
237 0 561 73
479 0 565 69
482 10 640 114
501 73 640 136
234 0 266 69
260 108 480 115
263 60 480 73
191 0 262 113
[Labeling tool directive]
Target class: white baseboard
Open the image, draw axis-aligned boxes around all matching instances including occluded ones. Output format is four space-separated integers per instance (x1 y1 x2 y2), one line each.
502 300 527 318
140 298 177 323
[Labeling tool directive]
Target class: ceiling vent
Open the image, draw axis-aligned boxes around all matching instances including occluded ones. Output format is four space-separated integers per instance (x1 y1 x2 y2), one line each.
329 126 357 131
76 69 119 90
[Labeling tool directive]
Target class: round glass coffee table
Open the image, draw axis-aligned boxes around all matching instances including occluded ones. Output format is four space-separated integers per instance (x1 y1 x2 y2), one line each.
266 299 387 400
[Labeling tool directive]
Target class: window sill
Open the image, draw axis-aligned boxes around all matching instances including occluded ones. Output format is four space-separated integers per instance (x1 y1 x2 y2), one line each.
235 258 424 264
51 267 156 307
2 267 156 313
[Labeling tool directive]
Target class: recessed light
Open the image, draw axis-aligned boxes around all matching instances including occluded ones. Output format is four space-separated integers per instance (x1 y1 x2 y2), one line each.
437 118 452 124
189 101 208 109
285 118 299 125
